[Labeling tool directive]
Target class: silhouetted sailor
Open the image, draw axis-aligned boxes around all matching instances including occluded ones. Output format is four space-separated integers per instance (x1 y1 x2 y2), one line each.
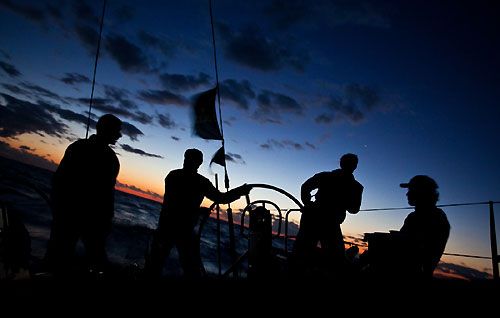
397 175 450 278
291 153 363 276
145 148 250 278
46 114 122 275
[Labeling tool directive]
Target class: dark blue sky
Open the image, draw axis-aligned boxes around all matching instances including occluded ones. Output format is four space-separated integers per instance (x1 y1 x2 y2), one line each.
0 0 499 274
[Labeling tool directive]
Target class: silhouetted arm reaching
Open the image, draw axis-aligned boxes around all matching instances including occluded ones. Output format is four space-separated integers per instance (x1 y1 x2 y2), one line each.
205 183 251 205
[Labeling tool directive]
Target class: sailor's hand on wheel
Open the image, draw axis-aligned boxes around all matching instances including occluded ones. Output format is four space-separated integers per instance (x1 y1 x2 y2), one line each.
238 183 252 196
199 207 212 217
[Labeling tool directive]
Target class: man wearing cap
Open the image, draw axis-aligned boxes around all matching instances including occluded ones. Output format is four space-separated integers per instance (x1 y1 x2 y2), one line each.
398 175 450 278
46 114 122 275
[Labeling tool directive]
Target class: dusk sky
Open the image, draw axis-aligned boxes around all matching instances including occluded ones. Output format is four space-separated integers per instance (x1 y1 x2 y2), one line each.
0 0 498 277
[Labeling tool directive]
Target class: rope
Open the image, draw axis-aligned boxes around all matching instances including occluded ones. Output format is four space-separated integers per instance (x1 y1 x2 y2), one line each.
85 0 107 139
442 252 492 260
360 201 500 212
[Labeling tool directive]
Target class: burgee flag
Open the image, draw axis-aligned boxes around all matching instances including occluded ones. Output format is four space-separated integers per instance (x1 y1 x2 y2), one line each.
210 146 226 167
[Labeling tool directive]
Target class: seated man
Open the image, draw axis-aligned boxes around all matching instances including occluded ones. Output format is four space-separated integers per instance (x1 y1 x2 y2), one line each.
362 175 450 280
397 175 450 278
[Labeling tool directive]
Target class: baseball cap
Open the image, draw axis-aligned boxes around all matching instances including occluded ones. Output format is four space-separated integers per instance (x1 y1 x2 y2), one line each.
400 175 438 190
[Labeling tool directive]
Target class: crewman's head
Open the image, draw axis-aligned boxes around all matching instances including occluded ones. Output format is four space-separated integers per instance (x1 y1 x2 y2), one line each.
400 175 439 207
96 114 122 145
340 153 358 173
184 148 203 171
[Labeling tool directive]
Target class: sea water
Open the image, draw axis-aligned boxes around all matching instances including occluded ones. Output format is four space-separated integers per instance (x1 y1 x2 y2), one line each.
0 156 291 278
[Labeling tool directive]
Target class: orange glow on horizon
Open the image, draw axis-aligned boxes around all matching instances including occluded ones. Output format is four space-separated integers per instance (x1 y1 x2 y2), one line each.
115 184 163 203
433 267 470 281
3 135 64 164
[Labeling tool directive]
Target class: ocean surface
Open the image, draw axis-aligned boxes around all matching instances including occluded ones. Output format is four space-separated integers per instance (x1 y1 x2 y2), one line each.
0 156 293 279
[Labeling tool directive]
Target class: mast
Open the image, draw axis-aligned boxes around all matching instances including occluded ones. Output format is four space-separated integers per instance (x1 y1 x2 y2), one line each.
208 0 238 277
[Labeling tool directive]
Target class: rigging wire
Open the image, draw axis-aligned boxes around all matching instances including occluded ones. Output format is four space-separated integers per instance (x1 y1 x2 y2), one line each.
209 0 230 190
360 201 500 212
209 0 223 140
85 0 107 139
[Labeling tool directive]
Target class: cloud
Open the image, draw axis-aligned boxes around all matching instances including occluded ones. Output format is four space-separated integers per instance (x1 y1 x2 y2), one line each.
59 72 90 85
0 61 21 77
45 3 64 22
159 72 211 92
138 89 188 106
315 0 391 28
119 121 144 141
0 50 10 59
71 0 100 25
220 79 256 110
19 145 34 151
74 24 156 74
42 102 92 128
0 93 69 138
216 23 309 72
262 0 391 30
74 24 99 53
18 82 65 103
0 0 45 23
261 0 312 30
0 140 58 171
72 97 109 108
314 113 342 125
345 83 381 111
315 83 382 125
2 83 29 95
157 113 177 129
434 261 492 281
78 102 140 123
2 81 147 140
131 111 154 125
260 138 317 151
2 82 146 131
305 141 317 150
115 180 163 202
120 143 163 159
253 89 303 123
104 33 153 74
70 95 152 125
111 4 134 25
2 94 89 138
138 30 177 58
0 93 143 142
48 103 145 142
103 85 138 110
225 152 246 165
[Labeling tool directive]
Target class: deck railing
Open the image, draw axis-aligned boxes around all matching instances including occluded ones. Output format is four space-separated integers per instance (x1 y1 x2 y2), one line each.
278 201 499 280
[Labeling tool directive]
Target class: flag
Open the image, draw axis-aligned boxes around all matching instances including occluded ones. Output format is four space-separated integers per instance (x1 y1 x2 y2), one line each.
210 146 226 167
192 87 223 140
210 146 230 189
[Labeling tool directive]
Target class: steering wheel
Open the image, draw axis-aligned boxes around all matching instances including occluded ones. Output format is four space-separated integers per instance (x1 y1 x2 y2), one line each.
195 183 304 278
197 183 304 239
239 199 283 239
